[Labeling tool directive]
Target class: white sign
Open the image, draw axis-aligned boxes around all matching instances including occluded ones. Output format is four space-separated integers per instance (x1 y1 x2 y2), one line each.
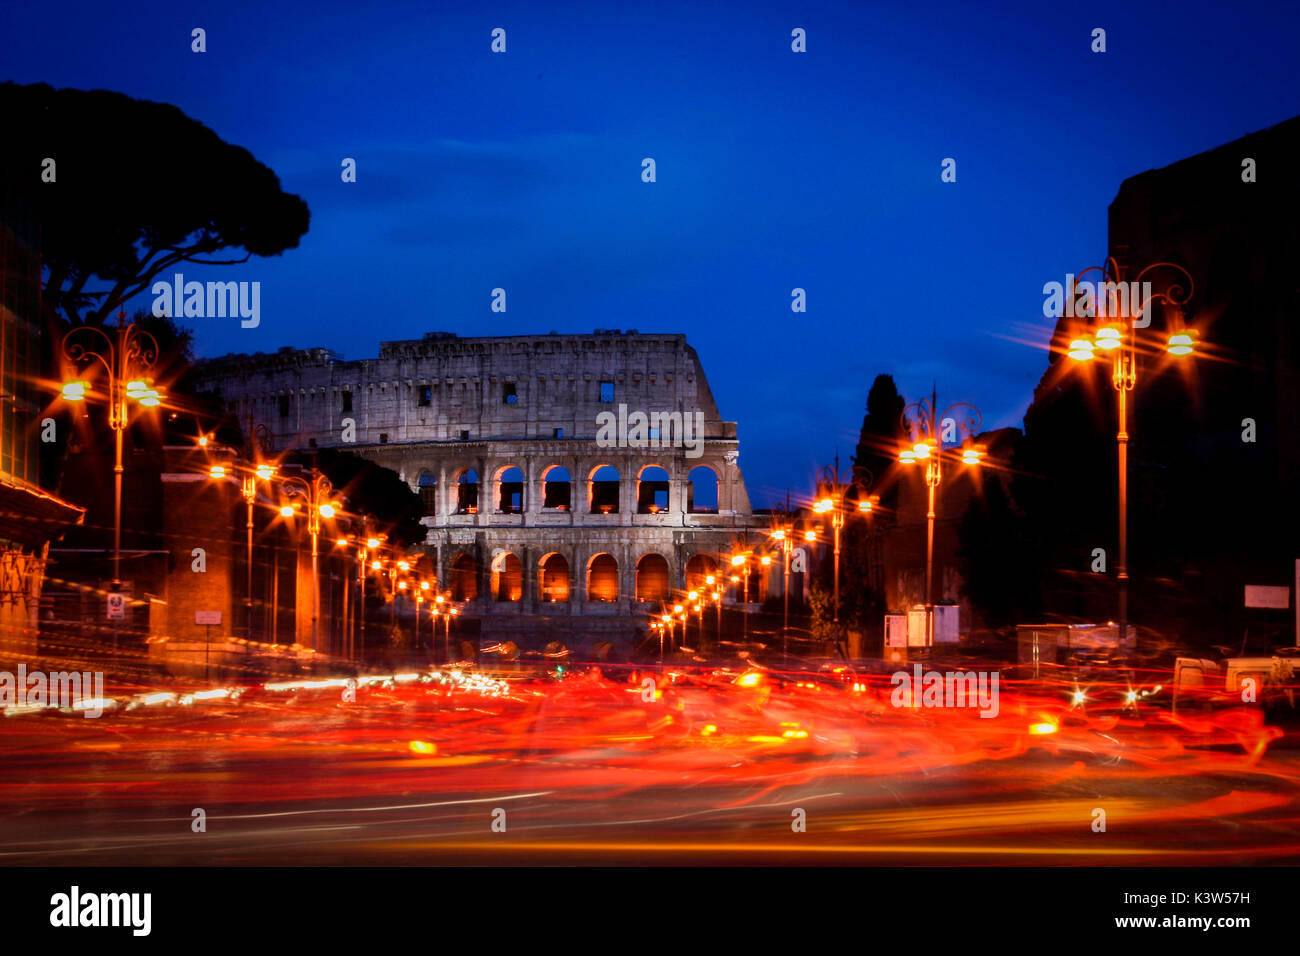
195 610 222 626
1245 585 1290 609
106 593 125 621
884 614 908 648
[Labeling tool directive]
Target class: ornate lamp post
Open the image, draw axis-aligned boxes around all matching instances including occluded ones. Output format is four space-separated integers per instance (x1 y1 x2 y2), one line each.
358 534 383 659
897 387 984 645
444 604 459 661
768 517 802 657
433 593 458 663
208 459 277 642
1062 258 1196 646
813 455 878 652
708 576 722 642
729 553 752 641
278 469 338 650
670 602 684 660
60 311 163 605
417 580 432 655
686 590 702 648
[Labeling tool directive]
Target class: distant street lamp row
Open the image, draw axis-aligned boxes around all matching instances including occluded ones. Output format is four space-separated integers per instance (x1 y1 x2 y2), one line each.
206 454 461 659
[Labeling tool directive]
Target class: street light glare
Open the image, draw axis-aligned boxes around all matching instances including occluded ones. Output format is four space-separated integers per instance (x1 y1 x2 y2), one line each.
318 503 336 519
279 505 295 518
1094 325 1123 350
366 537 381 548
813 498 833 513
209 465 226 479
61 380 89 401
1167 331 1196 355
1067 339 1096 361
256 465 276 480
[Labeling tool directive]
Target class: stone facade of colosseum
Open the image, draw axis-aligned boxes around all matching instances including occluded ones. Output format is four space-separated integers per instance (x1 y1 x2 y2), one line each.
193 330 770 652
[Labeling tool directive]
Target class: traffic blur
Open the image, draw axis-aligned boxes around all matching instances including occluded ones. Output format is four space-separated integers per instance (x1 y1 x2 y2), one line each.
2 654 1297 865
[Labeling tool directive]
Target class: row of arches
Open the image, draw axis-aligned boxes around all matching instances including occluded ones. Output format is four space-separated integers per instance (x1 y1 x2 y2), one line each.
418 464 721 516
447 551 751 604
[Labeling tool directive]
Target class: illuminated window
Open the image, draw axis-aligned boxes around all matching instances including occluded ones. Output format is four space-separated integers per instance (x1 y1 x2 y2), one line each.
636 554 671 603
587 553 619 602
540 553 570 603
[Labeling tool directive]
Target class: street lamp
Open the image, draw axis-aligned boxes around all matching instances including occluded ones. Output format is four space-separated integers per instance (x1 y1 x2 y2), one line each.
353 532 382 660
898 386 984 645
768 520 801 657
433 593 446 662
413 580 430 657
278 469 338 650
208 459 277 643
446 604 459 661
729 553 753 641
687 590 700 647
1062 258 1196 645
60 311 163 621
814 457 878 656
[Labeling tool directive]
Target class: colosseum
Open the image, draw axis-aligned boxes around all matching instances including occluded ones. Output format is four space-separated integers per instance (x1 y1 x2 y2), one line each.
192 330 769 652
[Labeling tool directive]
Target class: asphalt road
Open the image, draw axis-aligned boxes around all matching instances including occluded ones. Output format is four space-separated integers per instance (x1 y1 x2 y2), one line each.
2 666 1298 865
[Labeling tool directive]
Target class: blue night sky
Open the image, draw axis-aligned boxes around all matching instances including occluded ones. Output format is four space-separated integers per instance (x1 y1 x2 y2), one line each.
2 0 1297 506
